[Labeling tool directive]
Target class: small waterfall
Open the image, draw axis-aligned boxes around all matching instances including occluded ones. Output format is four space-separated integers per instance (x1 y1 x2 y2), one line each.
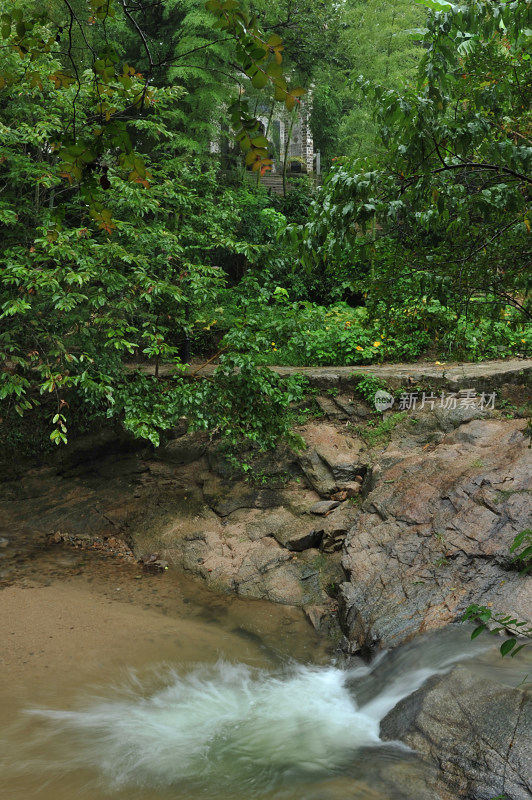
21 631 477 798
8 626 527 800
27 663 381 791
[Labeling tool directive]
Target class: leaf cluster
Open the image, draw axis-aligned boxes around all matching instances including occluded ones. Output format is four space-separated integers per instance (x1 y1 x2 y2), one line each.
295 0 532 322
463 603 532 659
205 0 305 173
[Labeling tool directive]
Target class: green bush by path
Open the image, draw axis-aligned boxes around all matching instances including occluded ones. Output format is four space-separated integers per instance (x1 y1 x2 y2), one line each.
213 277 531 367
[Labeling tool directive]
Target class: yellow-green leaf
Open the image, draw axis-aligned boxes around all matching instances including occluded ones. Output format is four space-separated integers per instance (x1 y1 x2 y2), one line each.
251 69 268 89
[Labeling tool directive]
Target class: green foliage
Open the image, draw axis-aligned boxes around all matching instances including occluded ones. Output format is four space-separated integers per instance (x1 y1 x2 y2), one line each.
202 353 309 450
215 269 530 365
0 0 170 229
464 528 532 658
352 412 405 448
157 0 237 156
217 287 393 365
510 529 532 576
204 0 305 174
463 604 532 659
309 77 345 167
1 0 531 457
354 374 390 406
336 0 425 160
0 0 310 453
102 356 308 450
249 0 344 82
296 0 532 327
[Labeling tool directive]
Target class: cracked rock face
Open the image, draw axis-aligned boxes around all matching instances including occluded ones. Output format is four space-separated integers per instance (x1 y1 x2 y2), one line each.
380 666 532 800
339 417 532 653
296 422 366 496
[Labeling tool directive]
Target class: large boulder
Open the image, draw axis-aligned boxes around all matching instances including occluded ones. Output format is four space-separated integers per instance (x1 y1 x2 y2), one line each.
0 435 344 617
297 422 366 496
380 666 532 800
340 416 532 653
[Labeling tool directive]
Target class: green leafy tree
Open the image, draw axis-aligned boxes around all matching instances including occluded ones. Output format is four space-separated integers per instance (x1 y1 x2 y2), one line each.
337 0 425 159
0 0 309 451
298 0 532 337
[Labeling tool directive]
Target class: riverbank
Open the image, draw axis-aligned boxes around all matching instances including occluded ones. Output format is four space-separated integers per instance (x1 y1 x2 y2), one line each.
1 358 531 800
1 546 329 695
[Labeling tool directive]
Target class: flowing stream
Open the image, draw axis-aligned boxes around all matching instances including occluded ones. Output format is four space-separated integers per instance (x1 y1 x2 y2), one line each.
2 555 531 800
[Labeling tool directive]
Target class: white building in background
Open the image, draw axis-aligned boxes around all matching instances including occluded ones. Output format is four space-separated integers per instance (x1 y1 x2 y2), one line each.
211 97 318 192
257 103 316 175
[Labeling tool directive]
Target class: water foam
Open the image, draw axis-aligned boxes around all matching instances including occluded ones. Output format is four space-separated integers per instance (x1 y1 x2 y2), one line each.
25 633 481 795
27 662 385 790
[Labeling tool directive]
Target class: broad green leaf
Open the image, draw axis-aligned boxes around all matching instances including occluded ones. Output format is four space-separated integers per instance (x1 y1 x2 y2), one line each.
251 136 269 148
500 638 517 657
274 84 287 102
250 46 267 61
251 69 268 89
245 149 258 166
285 94 298 111
266 62 283 79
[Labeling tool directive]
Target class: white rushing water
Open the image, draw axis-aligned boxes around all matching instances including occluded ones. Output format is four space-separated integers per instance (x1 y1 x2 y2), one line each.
22 646 466 797
5 565 531 800
10 622 528 800
28 663 380 790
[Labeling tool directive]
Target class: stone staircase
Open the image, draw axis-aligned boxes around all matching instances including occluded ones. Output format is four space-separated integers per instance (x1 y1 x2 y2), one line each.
244 171 319 195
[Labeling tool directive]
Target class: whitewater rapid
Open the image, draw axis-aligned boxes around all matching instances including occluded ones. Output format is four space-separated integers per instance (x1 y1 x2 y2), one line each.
23 653 457 794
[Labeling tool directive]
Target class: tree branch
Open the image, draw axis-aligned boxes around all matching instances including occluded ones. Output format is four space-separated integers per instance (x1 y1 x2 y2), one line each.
429 161 532 186
119 0 154 110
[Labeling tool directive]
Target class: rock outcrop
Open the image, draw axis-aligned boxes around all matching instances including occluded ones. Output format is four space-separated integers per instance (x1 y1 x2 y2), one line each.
2 379 531 650
339 414 532 654
0 419 366 636
380 666 532 800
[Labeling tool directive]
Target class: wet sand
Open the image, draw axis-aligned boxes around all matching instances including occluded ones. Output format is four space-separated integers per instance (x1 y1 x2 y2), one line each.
1 580 214 708
0 544 329 718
